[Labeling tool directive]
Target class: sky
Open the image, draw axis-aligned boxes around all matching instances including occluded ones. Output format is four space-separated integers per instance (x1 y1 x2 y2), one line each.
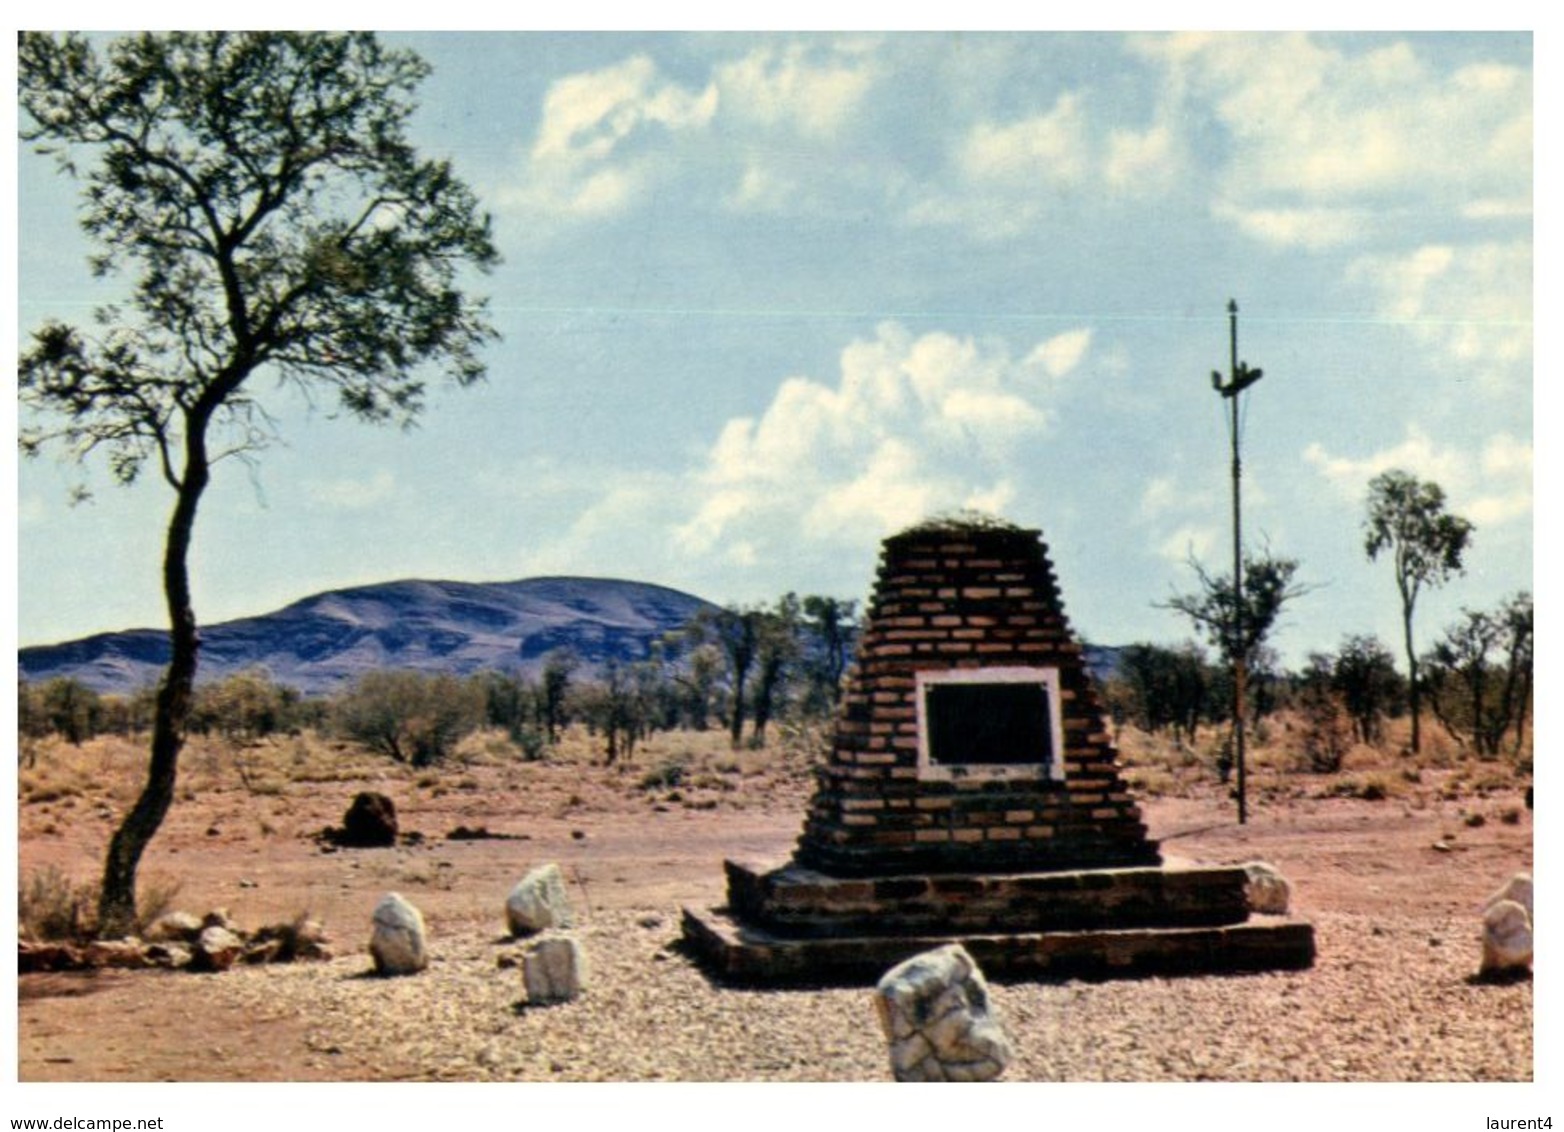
12 29 1536 671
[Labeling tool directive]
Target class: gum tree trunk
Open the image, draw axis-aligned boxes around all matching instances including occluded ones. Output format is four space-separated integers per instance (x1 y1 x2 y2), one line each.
96 441 210 937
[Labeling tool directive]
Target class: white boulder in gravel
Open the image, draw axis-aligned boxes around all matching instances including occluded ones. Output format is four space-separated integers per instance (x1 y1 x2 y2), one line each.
1242 861 1292 915
370 892 428 976
1481 900 1533 976
192 925 246 972
145 910 203 943
506 863 574 937
1484 872 1533 921
522 933 589 1005
873 943 1014 1082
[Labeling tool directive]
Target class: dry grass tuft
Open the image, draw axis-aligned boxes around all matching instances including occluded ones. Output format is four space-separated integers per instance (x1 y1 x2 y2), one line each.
18 865 97 942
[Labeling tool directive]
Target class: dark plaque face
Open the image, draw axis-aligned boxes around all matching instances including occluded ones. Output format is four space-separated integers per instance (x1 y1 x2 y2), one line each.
923 681 1055 770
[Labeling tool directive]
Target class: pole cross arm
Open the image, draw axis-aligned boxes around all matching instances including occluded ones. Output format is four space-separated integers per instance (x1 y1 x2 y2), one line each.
1218 363 1264 398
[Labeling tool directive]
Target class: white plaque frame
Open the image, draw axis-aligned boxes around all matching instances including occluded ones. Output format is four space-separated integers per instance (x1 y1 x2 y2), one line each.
914 666 1066 783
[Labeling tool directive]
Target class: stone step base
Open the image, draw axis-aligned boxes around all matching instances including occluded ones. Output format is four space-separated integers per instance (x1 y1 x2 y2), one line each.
725 859 1255 936
681 905 1316 987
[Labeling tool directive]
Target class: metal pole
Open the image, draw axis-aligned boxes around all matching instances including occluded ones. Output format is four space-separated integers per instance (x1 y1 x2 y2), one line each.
1212 300 1261 825
1228 300 1247 826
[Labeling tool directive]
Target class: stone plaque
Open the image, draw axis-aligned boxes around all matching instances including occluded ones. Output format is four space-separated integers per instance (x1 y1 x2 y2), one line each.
915 667 1065 782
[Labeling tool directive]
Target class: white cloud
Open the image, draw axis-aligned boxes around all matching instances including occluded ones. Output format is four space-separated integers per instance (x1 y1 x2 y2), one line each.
714 41 879 140
1131 33 1532 247
673 322 1088 560
503 39 888 225
1210 202 1364 251
531 55 717 164
1303 425 1464 496
1157 523 1218 564
910 86 1182 239
1025 328 1093 378
1104 123 1178 194
960 94 1090 186
1347 241 1532 391
502 55 716 221
1303 426 1531 528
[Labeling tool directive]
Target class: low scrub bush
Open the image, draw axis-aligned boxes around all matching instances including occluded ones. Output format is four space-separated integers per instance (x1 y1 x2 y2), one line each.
638 760 686 791
19 865 97 942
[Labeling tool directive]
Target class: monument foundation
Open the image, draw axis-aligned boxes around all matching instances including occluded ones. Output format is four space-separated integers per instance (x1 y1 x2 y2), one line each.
682 518 1315 984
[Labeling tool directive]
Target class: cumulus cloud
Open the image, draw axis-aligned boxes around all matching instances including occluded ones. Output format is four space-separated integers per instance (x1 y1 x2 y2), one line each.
959 94 1091 186
673 322 1090 558
1303 425 1531 528
502 39 884 224
909 86 1184 239
501 55 717 221
714 40 879 140
1130 33 1532 248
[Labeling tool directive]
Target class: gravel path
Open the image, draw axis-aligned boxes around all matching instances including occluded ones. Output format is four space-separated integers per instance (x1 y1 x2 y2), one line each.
210 905 1531 1082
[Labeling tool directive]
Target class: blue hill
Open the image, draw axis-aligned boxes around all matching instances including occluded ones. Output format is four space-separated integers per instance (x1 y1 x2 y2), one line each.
19 576 716 696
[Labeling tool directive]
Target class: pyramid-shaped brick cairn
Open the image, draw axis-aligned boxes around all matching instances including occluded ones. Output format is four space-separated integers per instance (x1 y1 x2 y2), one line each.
682 517 1316 984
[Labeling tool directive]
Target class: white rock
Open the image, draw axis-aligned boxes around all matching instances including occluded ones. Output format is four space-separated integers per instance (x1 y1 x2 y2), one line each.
506 863 574 937
193 925 246 972
874 944 1014 1082
1484 872 1533 922
522 933 589 1005
144 910 203 943
1481 898 1533 976
370 892 428 976
1243 861 1292 915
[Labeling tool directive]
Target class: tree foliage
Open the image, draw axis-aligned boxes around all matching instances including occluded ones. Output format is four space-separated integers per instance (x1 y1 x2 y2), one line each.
1328 634 1405 746
1421 592 1532 759
1296 653 1352 773
332 670 483 767
1162 550 1309 668
1106 642 1217 744
18 31 498 935
1363 469 1474 754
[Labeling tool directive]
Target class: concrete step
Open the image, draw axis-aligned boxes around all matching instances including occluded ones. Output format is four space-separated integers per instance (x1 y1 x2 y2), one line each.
681 904 1316 987
725 859 1257 936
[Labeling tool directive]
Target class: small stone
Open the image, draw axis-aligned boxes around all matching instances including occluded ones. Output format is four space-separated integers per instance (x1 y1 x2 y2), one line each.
1481 899 1532 976
144 911 203 943
506 863 574 937
192 925 245 972
522 933 588 1005
1242 861 1292 915
19 940 85 972
144 942 192 969
1483 872 1533 922
369 892 428 976
85 939 150 969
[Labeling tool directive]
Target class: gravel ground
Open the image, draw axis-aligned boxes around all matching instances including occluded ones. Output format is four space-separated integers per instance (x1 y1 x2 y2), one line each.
207 905 1532 1083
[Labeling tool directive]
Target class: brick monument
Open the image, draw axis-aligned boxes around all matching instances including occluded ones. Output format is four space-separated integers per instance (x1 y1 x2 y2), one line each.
682 517 1315 983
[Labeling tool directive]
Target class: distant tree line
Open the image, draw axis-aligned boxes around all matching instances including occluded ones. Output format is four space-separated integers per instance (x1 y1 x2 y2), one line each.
20 467 1530 777
1098 587 1531 772
18 593 862 768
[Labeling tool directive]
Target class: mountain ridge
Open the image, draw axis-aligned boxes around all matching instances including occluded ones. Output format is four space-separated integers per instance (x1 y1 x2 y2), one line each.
19 575 717 696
